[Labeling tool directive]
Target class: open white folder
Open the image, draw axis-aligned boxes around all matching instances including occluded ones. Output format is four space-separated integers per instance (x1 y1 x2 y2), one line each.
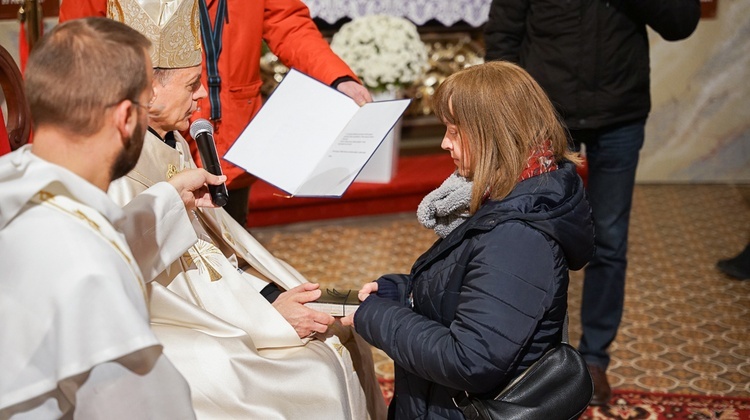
223 68 411 197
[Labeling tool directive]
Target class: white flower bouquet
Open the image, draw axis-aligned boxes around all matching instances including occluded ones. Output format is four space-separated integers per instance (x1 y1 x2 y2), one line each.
330 15 429 92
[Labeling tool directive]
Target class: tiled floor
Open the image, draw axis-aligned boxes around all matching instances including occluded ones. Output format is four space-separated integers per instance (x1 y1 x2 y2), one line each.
252 184 750 397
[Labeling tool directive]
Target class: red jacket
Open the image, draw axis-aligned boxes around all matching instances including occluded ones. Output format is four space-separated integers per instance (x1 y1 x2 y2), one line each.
60 0 358 189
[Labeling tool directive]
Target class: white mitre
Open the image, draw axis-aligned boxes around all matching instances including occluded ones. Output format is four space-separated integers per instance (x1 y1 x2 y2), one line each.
107 0 202 68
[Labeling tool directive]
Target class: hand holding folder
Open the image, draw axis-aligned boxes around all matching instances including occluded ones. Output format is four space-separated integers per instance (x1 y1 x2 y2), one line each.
224 69 411 198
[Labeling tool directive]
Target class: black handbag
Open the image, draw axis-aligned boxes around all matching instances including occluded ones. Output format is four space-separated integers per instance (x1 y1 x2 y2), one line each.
454 342 593 420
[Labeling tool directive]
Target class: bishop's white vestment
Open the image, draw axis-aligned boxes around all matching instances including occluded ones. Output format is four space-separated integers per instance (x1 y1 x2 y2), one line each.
108 131 385 419
0 146 197 418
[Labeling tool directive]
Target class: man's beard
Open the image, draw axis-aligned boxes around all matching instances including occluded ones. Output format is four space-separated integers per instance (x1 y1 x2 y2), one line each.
110 119 146 181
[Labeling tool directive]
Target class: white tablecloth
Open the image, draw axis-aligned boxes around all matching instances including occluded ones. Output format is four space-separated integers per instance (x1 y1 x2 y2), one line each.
301 0 491 28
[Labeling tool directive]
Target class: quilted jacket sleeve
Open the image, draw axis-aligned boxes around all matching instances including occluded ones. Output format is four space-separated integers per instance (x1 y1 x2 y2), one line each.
375 273 411 303
355 222 561 394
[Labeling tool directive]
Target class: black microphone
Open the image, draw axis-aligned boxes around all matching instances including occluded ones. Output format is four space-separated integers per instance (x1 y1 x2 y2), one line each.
189 118 229 207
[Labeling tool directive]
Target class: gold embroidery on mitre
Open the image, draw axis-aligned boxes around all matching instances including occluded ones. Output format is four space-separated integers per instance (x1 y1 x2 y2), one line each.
185 240 223 282
108 0 125 22
107 0 202 68
191 0 200 50
166 164 178 180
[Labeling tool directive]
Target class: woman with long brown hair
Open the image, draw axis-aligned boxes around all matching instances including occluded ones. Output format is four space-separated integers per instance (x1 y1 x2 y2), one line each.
344 61 595 419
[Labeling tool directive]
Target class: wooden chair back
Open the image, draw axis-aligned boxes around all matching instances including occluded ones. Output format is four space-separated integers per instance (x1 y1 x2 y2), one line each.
0 44 31 151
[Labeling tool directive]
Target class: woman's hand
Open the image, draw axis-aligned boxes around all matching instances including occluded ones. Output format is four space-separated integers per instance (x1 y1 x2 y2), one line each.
358 281 378 301
340 282 379 327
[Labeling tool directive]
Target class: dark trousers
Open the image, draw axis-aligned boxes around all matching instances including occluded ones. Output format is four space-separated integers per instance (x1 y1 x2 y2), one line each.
572 120 645 370
224 186 251 227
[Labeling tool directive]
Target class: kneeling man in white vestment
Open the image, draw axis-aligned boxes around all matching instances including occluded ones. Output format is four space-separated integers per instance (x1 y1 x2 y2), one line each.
104 1 385 418
0 18 225 418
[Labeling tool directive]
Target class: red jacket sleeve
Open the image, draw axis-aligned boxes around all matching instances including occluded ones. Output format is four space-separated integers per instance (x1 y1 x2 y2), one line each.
262 0 358 86
59 0 107 21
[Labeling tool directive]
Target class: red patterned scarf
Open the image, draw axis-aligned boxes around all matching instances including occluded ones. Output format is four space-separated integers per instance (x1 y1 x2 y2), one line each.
518 140 558 181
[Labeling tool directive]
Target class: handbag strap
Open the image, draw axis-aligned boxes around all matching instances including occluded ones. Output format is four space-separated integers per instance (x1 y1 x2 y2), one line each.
456 342 593 420
454 311 572 413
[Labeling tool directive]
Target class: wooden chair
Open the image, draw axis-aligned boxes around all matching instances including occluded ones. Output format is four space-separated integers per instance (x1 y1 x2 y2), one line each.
0 43 31 153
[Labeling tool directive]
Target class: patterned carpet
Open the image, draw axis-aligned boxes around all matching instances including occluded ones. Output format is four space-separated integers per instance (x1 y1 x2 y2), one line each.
252 184 750 399
582 390 750 419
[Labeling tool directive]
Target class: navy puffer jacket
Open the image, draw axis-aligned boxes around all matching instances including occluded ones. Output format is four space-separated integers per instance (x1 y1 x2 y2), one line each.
353 162 595 419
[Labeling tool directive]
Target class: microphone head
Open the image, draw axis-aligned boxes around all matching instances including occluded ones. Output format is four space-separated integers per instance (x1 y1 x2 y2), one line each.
190 118 214 138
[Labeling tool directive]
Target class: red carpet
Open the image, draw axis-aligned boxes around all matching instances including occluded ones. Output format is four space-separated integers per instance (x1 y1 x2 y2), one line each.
378 381 750 419
583 391 750 419
246 153 456 227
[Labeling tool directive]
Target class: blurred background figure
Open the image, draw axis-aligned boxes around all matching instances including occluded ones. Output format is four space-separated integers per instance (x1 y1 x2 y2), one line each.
717 242 750 280
484 0 701 406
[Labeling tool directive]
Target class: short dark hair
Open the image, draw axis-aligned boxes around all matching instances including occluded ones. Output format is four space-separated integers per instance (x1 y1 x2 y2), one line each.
25 17 152 136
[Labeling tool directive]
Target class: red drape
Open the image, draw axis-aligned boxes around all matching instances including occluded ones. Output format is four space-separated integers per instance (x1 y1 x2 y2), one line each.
19 21 29 72
0 111 10 156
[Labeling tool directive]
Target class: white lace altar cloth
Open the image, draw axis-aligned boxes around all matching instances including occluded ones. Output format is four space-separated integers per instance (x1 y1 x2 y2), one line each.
301 0 491 28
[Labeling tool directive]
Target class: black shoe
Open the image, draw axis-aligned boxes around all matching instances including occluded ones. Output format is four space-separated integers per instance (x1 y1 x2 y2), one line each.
716 244 750 280
587 364 612 406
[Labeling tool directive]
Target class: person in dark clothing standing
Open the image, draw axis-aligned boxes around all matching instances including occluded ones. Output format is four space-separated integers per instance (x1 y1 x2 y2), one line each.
485 0 701 405
717 242 750 280
342 61 595 419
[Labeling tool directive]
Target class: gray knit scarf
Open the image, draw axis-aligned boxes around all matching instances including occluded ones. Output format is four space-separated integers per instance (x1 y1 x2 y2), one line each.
417 172 473 238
